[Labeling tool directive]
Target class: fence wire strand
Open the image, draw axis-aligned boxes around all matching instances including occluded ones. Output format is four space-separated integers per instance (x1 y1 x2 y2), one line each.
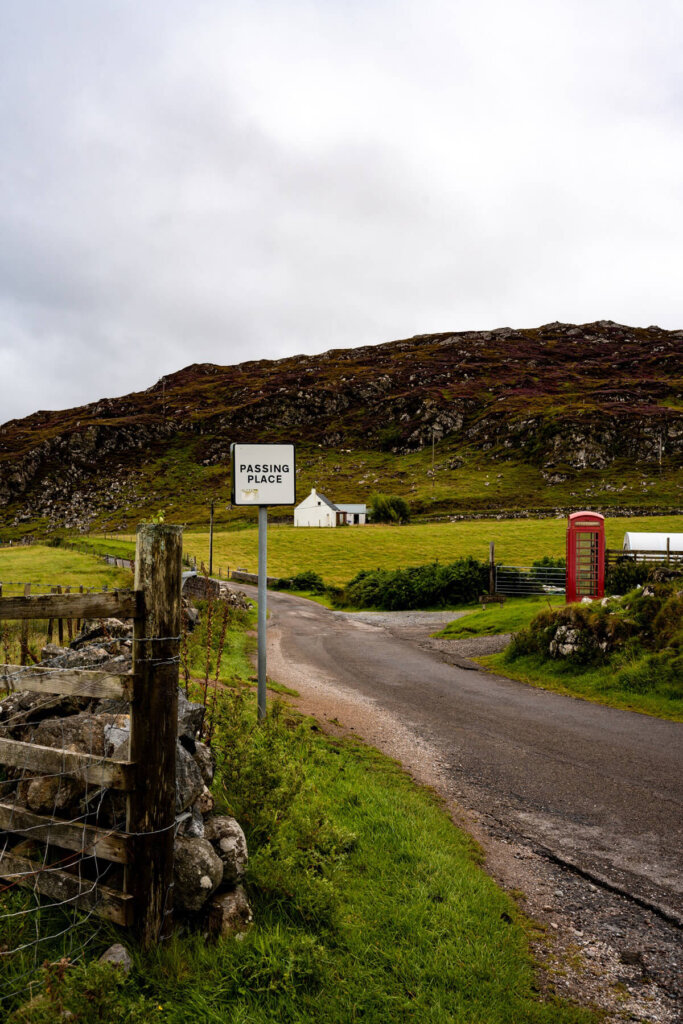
0 571 183 1010
0 608 142 1009
0 706 114 1007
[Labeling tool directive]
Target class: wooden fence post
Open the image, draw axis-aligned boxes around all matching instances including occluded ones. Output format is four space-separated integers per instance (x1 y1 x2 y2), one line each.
65 586 73 641
47 587 56 644
127 523 182 948
489 542 495 596
57 585 64 646
20 584 30 665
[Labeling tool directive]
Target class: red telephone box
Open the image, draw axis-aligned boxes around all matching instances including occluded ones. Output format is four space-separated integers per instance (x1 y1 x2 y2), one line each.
566 512 605 603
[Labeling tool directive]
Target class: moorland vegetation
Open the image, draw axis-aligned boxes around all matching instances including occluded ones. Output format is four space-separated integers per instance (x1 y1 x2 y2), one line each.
0 320 681 537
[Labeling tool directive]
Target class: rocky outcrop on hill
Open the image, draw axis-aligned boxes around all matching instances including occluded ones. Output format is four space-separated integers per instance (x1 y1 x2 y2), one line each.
0 320 681 527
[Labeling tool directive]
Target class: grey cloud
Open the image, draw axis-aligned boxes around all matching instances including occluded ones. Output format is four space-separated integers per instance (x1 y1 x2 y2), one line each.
1 0 682 425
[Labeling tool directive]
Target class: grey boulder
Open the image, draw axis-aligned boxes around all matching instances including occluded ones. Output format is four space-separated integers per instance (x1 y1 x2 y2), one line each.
173 836 223 913
204 815 248 885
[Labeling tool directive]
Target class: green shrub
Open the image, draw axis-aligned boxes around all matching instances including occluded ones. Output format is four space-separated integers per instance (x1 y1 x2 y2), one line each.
210 690 306 847
273 570 327 594
605 558 668 594
377 423 403 451
506 582 683 690
369 493 410 524
340 557 488 610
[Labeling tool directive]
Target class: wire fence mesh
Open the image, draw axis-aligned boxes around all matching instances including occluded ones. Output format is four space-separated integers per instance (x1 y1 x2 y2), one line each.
0 527 184 1010
1 659 119 1010
0 590 178 1012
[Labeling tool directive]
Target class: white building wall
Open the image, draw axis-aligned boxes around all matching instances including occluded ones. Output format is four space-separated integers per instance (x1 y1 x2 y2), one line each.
293 489 337 527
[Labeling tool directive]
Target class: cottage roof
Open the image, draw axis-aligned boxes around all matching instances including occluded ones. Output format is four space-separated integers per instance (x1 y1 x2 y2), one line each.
314 491 339 511
336 503 367 514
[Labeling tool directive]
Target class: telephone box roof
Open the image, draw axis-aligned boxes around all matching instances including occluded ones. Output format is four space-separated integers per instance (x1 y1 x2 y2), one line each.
568 511 605 523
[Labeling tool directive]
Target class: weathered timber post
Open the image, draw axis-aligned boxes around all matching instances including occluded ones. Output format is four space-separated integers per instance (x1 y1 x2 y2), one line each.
20 584 30 665
57 585 64 646
47 587 56 643
65 586 73 641
127 523 182 948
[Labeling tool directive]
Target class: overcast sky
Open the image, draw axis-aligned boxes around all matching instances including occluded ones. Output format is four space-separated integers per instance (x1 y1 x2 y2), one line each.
1 0 681 425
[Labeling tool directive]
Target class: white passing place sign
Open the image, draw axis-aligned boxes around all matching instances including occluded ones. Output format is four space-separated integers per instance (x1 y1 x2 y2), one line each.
231 443 296 506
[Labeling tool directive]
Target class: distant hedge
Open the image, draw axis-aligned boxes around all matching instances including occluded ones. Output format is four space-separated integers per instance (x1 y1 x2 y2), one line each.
339 558 488 610
273 570 327 594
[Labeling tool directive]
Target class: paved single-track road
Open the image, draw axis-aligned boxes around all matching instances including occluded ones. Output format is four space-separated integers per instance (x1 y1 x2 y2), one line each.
229 584 683 1017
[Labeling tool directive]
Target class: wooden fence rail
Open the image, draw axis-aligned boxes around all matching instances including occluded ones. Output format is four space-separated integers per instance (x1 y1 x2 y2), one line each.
605 547 683 567
0 523 182 947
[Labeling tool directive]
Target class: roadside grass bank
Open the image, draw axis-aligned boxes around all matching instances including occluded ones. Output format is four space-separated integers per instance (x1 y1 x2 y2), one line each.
435 596 566 638
176 514 683 587
137 711 598 1024
2 598 599 1023
476 582 683 722
479 651 683 722
3 699 599 1024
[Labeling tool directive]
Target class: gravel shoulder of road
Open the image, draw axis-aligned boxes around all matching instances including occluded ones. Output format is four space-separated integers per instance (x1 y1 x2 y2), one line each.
265 605 682 1024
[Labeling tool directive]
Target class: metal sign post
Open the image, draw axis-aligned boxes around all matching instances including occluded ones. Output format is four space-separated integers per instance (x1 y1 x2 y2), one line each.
231 443 296 720
257 505 268 720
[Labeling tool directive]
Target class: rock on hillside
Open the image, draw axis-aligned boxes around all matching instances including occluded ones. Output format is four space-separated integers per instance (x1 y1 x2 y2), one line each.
0 320 681 529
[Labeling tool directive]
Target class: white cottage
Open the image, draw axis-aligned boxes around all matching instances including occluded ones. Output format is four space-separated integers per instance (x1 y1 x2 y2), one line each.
293 488 367 527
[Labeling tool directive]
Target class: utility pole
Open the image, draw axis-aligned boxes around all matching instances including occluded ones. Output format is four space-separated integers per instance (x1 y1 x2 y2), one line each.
432 428 435 489
209 500 214 576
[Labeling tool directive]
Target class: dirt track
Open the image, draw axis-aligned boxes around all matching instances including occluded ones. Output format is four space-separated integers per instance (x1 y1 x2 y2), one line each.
232 584 683 1021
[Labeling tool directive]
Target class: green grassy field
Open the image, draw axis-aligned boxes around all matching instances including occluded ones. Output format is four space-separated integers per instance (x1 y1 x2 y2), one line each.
0 546 133 663
175 514 683 587
0 545 133 597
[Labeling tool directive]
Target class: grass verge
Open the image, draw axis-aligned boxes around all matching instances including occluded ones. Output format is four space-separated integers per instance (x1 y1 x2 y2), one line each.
435 596 566 638
2 601 599 1023
3 704 599 1023
478 651 683 722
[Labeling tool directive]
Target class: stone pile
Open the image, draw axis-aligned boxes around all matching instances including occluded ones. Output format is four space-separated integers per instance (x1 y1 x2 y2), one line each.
0 615 252 937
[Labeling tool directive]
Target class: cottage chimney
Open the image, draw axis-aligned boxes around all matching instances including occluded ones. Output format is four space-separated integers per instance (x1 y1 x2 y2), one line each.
311 488 317 495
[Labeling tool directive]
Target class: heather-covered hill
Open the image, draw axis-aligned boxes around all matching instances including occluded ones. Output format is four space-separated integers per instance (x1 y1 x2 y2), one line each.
1 320 681 533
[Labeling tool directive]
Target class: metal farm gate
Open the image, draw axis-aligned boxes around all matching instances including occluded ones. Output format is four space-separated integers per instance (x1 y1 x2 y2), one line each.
495 564 566 596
